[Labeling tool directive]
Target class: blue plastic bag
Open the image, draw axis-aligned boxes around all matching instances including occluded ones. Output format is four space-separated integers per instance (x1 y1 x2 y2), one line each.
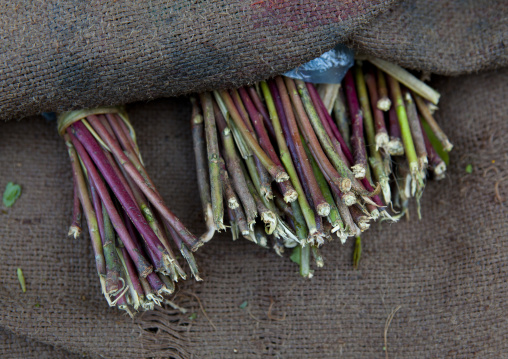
283 44 354 84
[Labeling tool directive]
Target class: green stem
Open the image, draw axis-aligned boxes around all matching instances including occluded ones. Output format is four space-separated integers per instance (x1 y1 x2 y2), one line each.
190 97 216 242
368 57 440 105
241 162 277 235
216 90 289 182
354 63 391 204
68 177 82 238
311 245 324 267
123 172 185 281
199 92 225 231
414 94 453 152
222 126 258 228
404 91 428 170
387 74 423 197
227 207 239 241
300 244 312 278
260 81 317 236
243 151 300 245
219 157 240 209
353 236 362 269
101 204 122 296
116 246 145 311
64 134 106 277
290 199 309 242
232 205 251 239
294 79 353 191
301 139 344 236
333 190 360 239
213 92 252 159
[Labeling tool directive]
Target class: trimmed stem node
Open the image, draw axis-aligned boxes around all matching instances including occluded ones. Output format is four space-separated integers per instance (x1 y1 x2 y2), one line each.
377 97 392 111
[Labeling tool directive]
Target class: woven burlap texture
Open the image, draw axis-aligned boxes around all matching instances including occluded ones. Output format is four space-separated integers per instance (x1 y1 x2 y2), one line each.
0 0 394 121
1 0 507 121
1 68 507 358
350 0 508 75
0 329 86 359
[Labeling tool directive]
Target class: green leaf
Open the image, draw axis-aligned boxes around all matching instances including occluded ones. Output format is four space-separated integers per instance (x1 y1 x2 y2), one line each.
3 182 21 207
239 301 248 309
290 246 301 265
188 313 197 320
17 268 26 293
465 164 473 174
353 237 362 269
420 119 449 166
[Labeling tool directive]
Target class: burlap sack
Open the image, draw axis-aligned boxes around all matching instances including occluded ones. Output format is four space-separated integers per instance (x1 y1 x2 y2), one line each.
350 0 508 75
1 68 507 358
0 329 85 359
1 0 506 121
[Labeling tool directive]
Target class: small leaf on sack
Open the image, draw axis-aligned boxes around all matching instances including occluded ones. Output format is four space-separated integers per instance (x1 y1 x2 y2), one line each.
17 268 26 293
290 246 301 265
3 182 21 207
353 237 362 269
465 164 473 173
188 313 197 320
239 301 248 309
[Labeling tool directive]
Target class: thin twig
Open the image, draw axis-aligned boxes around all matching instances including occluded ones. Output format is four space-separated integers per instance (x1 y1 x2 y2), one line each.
267 297 286 321
182 291 217 331
384 305 402 359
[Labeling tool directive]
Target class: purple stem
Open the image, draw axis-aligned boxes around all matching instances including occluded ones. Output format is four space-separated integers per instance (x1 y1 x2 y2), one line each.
388 105 402 140
238 87 282 168
89 178 106 245
239 87 295 199
165 222 201 281
106 113 137 156
343 70 368 171
360 178 384 207
306 83 352 166
70 122 167 264
146 271 164 293
67 129 153 277
113 289 128 308
420 118 444 169
268 79 327 212
230 89 273 191
306 83 354 165
246 86 276 139
364 69 388 137
87 115 200 250
122 208 163 271
115 113 141 157
120 246 145 297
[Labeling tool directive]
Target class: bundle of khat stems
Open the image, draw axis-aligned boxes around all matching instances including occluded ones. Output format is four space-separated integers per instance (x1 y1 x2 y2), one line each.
59 108 202 316
191 58 452 277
